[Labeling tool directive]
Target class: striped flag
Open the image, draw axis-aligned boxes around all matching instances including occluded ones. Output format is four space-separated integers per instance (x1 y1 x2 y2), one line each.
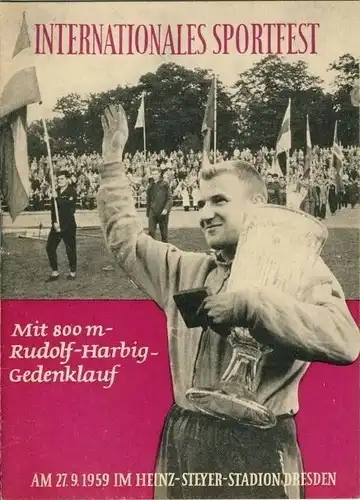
303 114 312 179
275 99 291 176
0 13 41 220
332 121 344 193
0 13 41 119
134 93 145 129
202 77 215 158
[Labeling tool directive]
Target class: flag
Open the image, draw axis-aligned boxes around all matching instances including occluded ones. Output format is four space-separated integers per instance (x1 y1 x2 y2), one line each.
0 13 41 220
275 99 291 176
0 109 29 220
135 93 145 129
276 99 291 154
303 114 312 179
350 81 360 106
332 121 344 193
202 77 215 158
271 155 283 177
332 121 343 170
0 13 41 119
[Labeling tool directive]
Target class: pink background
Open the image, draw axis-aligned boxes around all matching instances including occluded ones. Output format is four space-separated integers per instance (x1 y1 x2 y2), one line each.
1 299 359 500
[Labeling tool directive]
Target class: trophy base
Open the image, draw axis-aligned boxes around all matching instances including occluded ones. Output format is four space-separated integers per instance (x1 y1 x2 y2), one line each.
186 387 277 429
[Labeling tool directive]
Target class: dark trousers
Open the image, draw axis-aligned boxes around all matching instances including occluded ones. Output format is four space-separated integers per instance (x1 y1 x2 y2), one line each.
46 226 77 272
155 405 304 499
148 212 169 242
319 204 326 219
329 196 337 214
337 193 343 210
315 204 326 219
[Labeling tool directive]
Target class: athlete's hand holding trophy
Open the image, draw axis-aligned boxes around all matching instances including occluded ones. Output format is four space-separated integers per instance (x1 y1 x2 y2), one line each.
100 104 329 430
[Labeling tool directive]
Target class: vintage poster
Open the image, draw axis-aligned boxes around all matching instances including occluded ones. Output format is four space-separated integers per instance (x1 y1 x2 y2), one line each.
1 1 359 499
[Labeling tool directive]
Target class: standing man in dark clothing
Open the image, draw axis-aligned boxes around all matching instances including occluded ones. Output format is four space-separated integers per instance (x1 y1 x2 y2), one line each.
314 179 321 218
146 170 173 242
30 173 41 211
317 178 328 220
348 180 358 208
265 173 281 205
337 187 344 210
343 181 349 208
46 170 77 281
278 176 287 206
328 183 338 215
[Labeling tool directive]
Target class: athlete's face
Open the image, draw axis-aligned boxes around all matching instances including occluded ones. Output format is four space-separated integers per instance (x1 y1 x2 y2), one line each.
198 172 252 251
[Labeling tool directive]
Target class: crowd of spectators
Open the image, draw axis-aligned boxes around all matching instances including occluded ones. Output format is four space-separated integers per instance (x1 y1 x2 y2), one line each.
27 146 360 218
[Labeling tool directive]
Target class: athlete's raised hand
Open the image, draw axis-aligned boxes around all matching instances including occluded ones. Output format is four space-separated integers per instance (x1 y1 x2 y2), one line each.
101 104 129 164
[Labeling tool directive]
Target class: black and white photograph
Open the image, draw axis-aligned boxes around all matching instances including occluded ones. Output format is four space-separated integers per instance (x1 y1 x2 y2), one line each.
1 2 359 301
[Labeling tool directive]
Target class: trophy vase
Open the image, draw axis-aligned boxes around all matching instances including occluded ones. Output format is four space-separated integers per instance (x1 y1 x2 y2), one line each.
186 205 328 429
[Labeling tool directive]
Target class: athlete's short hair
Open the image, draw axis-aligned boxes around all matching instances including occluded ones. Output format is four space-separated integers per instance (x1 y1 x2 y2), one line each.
199 160 268 202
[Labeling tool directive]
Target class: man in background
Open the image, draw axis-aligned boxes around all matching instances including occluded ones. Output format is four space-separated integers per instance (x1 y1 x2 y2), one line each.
46 170 77 281
328 181 338 215
315 177 328 220
348 177 359 208
300 177 317 216
265 173 281 205
278 176 287 206
146 169 173 242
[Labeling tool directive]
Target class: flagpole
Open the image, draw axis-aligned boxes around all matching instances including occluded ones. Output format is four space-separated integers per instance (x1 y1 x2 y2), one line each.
286 150 290 186
307 114 313 182
332 120 337 172
358 67 360 147
287 97 291 185
306 114 308 155
143 124 146 159
41 116 59 226
143 94 147 161
213 75 217 164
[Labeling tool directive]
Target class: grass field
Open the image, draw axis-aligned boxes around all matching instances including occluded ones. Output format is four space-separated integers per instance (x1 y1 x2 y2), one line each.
1 226 359 299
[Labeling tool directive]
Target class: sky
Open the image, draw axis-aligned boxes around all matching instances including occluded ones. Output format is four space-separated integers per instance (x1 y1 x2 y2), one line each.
0 1 359 122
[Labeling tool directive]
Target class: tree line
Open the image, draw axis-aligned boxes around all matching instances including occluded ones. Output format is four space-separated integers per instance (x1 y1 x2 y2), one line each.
28 53 359 158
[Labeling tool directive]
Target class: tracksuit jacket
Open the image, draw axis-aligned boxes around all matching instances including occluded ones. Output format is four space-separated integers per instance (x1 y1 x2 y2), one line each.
97 160 359 499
